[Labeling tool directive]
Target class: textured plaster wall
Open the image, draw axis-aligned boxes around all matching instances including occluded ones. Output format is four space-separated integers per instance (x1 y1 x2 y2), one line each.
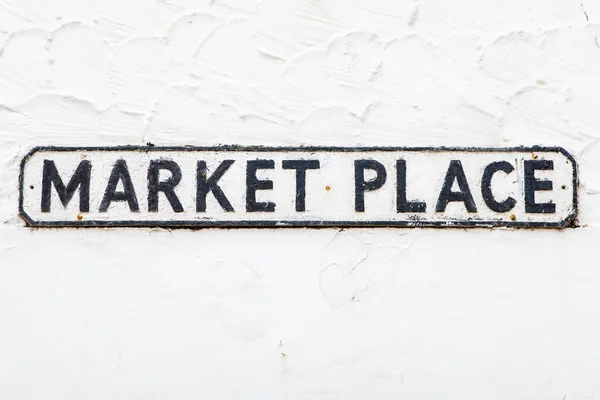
0 0 600 398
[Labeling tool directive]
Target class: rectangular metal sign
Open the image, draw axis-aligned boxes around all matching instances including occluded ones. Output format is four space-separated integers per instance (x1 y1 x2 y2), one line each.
19 146 577 228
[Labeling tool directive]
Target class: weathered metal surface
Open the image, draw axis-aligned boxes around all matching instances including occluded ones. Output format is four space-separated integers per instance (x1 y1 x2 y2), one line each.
20 146 577 228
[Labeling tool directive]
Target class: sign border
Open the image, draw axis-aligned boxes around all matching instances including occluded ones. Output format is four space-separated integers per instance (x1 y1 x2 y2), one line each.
19 145 578 229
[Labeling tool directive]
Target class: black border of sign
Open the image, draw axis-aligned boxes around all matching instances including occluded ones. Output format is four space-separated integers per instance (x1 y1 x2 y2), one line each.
19 145 578 229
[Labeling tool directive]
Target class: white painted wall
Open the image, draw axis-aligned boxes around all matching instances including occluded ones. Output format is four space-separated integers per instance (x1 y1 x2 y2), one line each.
0 0 599 398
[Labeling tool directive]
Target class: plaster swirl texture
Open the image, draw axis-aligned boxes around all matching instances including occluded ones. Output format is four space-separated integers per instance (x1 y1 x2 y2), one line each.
0 0 599 398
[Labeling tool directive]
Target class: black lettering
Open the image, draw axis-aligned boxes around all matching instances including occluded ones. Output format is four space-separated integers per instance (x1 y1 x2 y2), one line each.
481 161 516 213
435 160 477 213
99 159 140 212
355 160 387 212
396 159 426 213
148 160 183 212
282 160 320 212
524 160 555 213
246 160 275 212
41 160 91 212
197 160 235 212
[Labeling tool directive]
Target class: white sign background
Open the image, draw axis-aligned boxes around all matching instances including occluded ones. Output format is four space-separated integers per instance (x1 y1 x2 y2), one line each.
20 147 576 228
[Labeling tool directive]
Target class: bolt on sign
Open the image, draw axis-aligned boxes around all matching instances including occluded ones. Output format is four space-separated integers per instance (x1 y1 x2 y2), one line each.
19 146 577 228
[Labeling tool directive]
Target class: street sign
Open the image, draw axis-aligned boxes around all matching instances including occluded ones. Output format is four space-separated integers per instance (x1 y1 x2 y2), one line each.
19 146 577 228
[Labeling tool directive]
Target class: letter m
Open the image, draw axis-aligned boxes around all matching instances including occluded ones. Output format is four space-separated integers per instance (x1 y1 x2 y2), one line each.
41 160 91 212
